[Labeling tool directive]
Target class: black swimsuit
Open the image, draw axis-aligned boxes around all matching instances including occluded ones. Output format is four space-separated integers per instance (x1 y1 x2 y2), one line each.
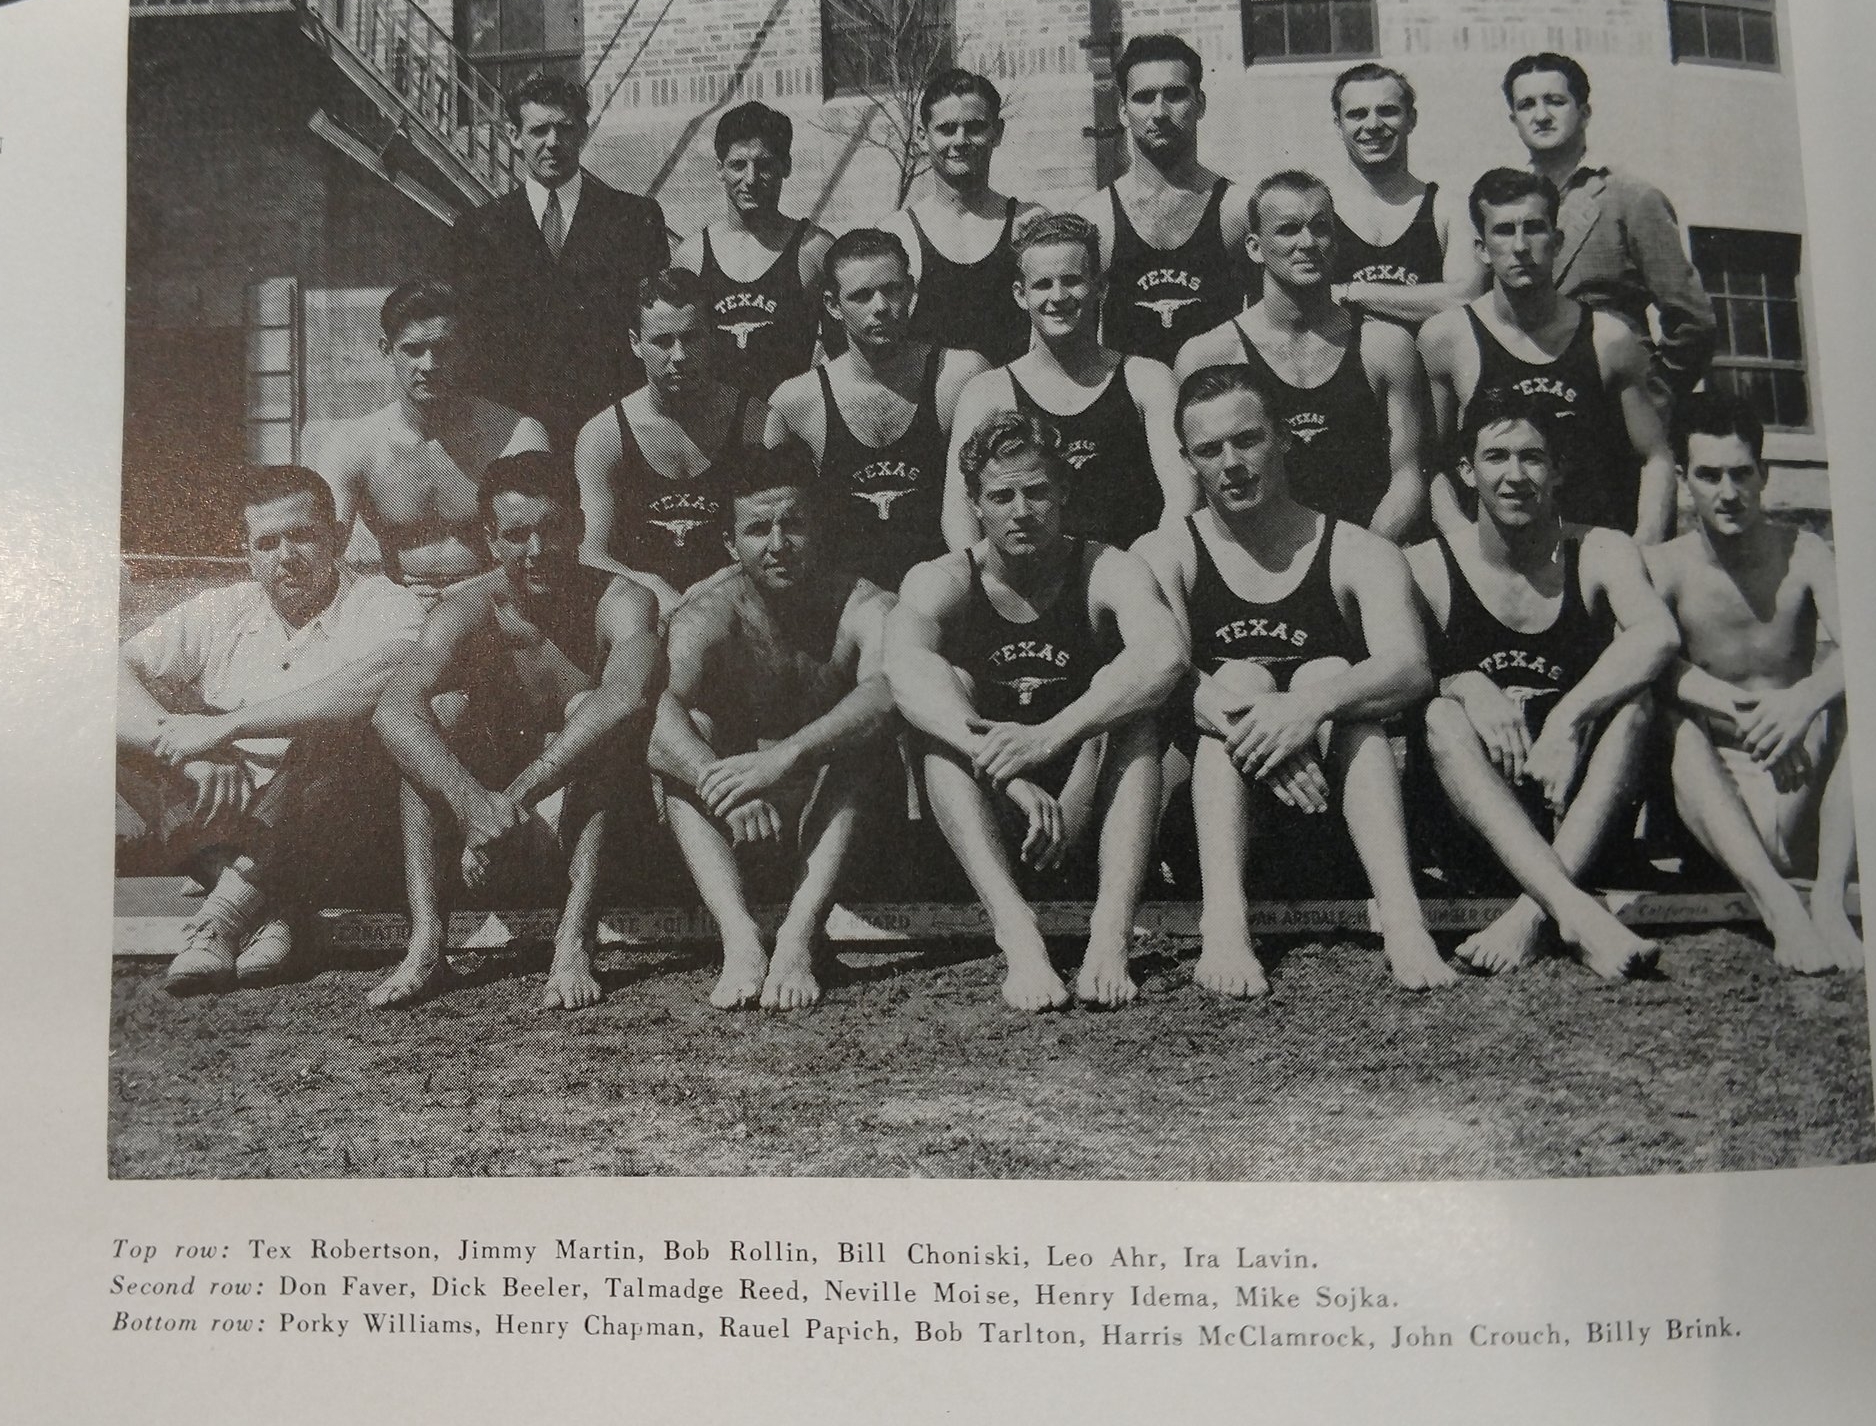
1332 182 1444 289
1186 515 1358 690
1102 178 1242 366
905 199 1030 366
607 392 752 593
1008 361 1161 547
816 348 950 590
699 221 821 399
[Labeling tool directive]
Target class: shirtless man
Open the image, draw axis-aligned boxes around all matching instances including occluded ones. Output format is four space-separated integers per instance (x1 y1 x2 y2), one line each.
1073 33 1252 368
879 68 1043 368
314 278 549 601
945 212 1191 552
766 229 988 591
371 452 665 1010
1406 386 1678 979
1418 169 1675 542
1136 365 1451 996
674 101 835 398
652 447 897 1009
1323 63 1486 327
1645 391 1860 973
574 268 767 608
888 411 1186 1011
1175 172 1430 541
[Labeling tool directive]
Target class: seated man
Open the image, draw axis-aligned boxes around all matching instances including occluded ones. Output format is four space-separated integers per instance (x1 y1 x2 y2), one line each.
887 411 1186 1011
1405 386 1678 979
1135 365 1451 996
117 466 422 994
1646 392 1861 973
651 447 897 1010
312 278 548 603
370 452 665 1010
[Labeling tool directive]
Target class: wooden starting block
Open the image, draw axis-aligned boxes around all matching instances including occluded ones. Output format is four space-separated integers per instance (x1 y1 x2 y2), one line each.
110 879 1857 959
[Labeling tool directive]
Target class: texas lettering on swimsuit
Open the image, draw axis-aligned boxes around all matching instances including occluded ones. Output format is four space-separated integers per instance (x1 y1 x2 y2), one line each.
1133 268 1203 328
848 460 922 520
714 290 778 349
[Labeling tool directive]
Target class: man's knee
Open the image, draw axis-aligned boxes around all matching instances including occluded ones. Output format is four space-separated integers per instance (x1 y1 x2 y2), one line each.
1422 695 1476 765
1289 655 1352 690
1213 658 1280 702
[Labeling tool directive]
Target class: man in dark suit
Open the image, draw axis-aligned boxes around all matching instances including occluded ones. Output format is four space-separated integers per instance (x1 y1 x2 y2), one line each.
452 74 671 452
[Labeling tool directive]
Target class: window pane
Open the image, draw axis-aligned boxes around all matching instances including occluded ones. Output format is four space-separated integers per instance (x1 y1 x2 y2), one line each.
1670 3 1707 61
1249 8 1289 60
1767 300 1803 361
1710 297 1732 352
1772 369 1810 428
1766 262 1797 299
1290 1 1332 56
1334 0 1376 54
1727 263 1764 298
1742 10 1778 66
1707 6 1746 62
1729 299 1769 358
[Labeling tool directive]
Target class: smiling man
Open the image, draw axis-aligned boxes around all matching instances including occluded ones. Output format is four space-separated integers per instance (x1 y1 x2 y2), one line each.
1323 62 1485 327
451 75 670 450
651 446 897 1010
1504 52 1715 398
1645 391 1860 974
117 466 423 994
888 411 1186 1012
313 279 548 602
1175 172 1430 542
370 452 666 1011
944 212 1192 552
1405 386 1677 980
675 101 835 398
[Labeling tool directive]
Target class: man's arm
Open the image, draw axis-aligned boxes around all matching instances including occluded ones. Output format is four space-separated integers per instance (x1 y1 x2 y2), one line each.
372 590 497 820
117 650 179 756
1727 533 1847 765
573 410 638 584
942 370 1007 551
648 596 730 793
884 560 983 756
1046 547 1187 747
1339 186 1489 325
310 426 369 555
1620 177 1717 397
762 372 824 459
1131 358 1200 529
765 587 897 767
1417 312 1469 534
1598 314 1678 544
1552 529 1680 731
671 228 705 274
1171 324 1240 384
1070 187 1116 271
501 413 552 456
1365 324 1432 542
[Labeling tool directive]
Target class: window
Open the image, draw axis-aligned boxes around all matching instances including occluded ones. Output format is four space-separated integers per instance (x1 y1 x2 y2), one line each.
458 0 584 95
1691 229 1809 430
1242 1 1378 63
1668 1 1779 70
822 0 956 99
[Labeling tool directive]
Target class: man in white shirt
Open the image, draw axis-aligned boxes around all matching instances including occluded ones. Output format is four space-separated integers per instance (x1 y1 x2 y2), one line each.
117 466 423 994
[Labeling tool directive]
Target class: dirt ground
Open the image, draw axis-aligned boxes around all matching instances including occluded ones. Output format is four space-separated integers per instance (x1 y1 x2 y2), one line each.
107 926 1873 1181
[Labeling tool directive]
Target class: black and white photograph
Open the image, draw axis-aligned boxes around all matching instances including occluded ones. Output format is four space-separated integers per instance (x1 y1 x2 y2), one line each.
105 0 1871 1182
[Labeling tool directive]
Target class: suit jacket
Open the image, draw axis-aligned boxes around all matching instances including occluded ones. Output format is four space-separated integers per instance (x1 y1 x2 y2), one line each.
1553 164 1717 397
451 173 670 447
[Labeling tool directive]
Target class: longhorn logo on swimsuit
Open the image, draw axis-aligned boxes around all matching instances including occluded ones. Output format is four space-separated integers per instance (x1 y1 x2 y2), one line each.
650 517 708 547
1512 375 1580 406
1211 617 1308 651
1065 439 1098 469
995 673 1067 707
1136 296 1199 329
1351 263 1420 286
853 488 914 520
718 319 774 350
1287 412 1328 446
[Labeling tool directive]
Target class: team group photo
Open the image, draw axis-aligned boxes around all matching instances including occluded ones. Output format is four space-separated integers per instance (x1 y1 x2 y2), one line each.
109 0 1872 1180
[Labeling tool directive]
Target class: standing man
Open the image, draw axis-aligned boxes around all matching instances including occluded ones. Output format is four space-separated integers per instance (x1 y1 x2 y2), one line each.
370 453 666 1011
1419 169 1676 542
452 75 670 452
675 101 835 399
1073 34 1252 368
1505 52 1715 398
879 69 1042 367
652 448 898 1011
1406 387 1678 980
1324 63 1486 326
574 269 767 608
1175 173 1430 541
766 230 988 591
1136 366 1451 996
313 279 547 602
945 212 1192 552
887 411 1186 1012
117 467 422 994
1646 392 1860 974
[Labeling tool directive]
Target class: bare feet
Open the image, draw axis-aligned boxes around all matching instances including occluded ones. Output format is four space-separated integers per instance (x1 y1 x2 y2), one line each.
1194 917 1268 998
711 931 768 1010
1455 899 1549 975
1764 902 1835 976
1382 921 1457 991
1554 901 1658 981
762 922 823 1011
368 923 452 1009
1075 929 1138 1008
1808 897 1864 973
997 920 1069 1012
542 930 603 1010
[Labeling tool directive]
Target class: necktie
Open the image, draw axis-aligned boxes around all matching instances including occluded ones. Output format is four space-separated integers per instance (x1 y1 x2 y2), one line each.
542 188 565 260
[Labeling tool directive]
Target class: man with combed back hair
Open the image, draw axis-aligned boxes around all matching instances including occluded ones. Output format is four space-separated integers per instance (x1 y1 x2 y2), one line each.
888 410 1186 1012
652 445 898 1011
945 211 1193 553
372 452 666 1012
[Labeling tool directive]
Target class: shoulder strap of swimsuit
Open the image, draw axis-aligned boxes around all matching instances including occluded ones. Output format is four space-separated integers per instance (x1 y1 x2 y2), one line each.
904 206 934 255
1108 184 1138 243
817 363 848 442
1000 197 1018 241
